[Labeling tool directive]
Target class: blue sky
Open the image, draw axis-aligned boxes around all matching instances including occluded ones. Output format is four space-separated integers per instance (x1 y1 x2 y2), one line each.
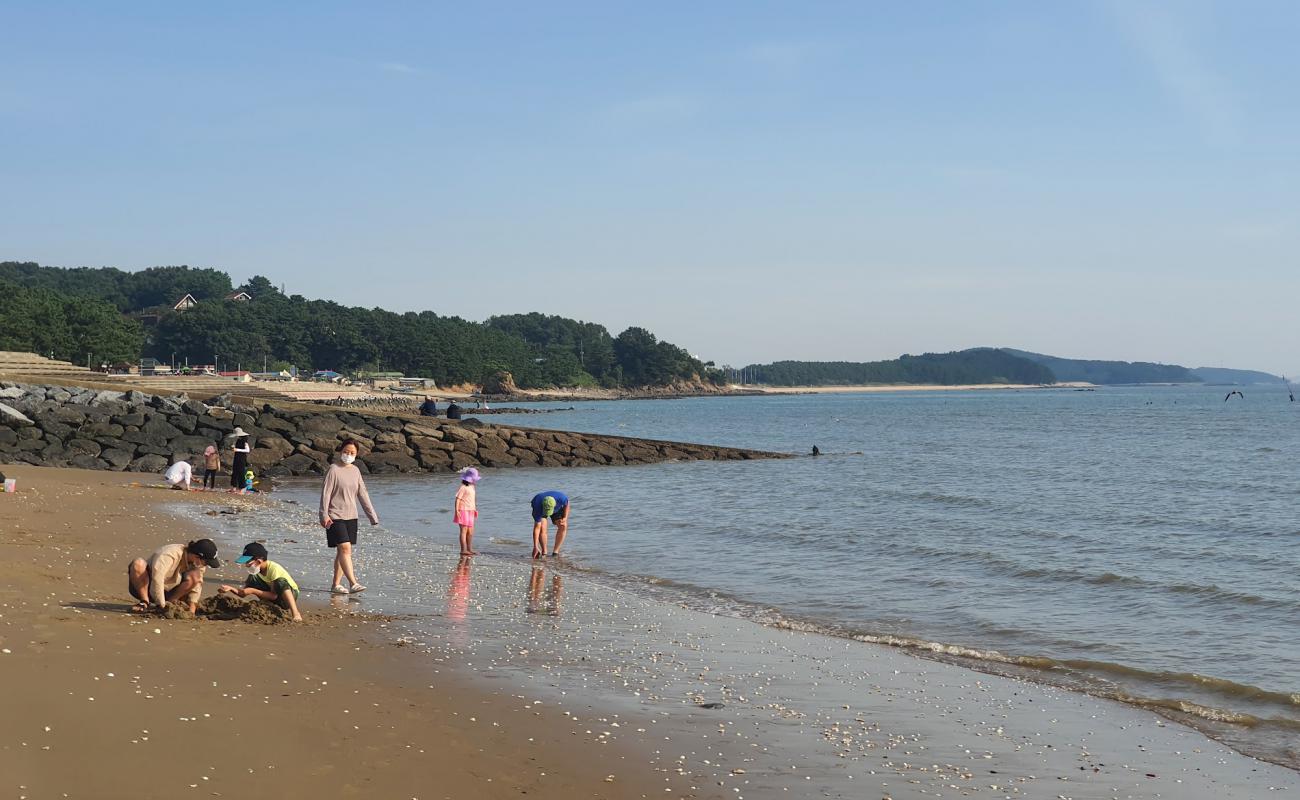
3 1 1298 372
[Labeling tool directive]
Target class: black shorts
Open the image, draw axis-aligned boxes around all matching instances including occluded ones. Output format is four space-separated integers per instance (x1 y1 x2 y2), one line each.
326 518 359 548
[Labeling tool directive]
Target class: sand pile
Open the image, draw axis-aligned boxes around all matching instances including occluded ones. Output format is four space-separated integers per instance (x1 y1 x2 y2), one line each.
162 594 292 624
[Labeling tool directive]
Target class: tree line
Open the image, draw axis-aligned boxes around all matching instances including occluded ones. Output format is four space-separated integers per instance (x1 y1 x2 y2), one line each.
741 349 1058 386
0 263 716 389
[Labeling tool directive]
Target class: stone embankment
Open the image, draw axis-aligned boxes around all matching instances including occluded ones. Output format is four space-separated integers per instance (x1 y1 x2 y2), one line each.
0 382 787 478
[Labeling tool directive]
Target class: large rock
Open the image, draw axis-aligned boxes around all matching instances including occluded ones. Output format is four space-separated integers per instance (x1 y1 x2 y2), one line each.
65 438 102 457
93 389 127 406
299 415 345 434
170 435 219 455
141 417 184 441
254 434 295 459
131 454 169 473
0 428 17 446
101 447 135 469
258 416 297 435
442 426 479 444
363 451 419 473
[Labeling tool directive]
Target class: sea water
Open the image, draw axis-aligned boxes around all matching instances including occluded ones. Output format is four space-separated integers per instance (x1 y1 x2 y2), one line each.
194 384 1300 769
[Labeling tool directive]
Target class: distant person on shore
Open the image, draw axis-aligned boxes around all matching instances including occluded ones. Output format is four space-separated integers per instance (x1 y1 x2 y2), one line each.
419 396 439 417
530 490 571 558
228 428 251 491
811 445 821 456
320 439 379 594
219 542 303 622
446 401 463 420
163 456 193 490
202 443 221 490
126 539 221 614
454 467 480 555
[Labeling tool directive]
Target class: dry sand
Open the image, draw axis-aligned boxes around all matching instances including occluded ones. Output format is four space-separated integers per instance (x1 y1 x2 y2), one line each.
0 465 662 800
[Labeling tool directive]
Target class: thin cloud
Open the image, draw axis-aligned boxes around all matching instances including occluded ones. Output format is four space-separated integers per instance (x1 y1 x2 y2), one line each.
602 93 701 123
1108 2 1239 146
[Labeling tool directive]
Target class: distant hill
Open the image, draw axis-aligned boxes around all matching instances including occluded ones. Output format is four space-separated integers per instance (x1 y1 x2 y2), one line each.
742 348 1055 386
1000 349 1199 385
1189 367 1284 385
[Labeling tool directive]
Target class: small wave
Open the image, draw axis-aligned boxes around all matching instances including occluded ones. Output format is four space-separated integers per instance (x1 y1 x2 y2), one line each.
911 490 995 509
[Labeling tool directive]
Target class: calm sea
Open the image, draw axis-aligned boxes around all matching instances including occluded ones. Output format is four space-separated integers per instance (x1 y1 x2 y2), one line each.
252 385 1300 766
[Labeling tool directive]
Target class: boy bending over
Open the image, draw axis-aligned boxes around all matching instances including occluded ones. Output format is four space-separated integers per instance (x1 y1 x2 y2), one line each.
220 542 303 622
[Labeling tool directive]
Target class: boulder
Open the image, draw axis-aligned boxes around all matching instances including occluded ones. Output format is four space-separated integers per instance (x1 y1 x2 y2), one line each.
112 412 147 427
299 416 345 434
69 454 103 470
181 399 209 417
254 434 295 459
79 421 124 439
170 435 219 456
130 454 170 473
0 429 17 446
65 438 102 457
482 370 518 394
93 390 127 406
258 416 297 435
363 451 419 473
170 413 198 433
279 453 321 475
0 387 26 400
442 426 478 444
141 417 184 441
477 447 519 467
101 448 135 469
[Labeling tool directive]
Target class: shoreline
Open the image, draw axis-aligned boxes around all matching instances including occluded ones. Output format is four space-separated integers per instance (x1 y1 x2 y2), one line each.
3 465 1295 798
189 471 1298 796
485 382 1094 402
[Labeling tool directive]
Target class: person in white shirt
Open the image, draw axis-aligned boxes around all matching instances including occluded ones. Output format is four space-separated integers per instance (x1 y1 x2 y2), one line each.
163 457 193 490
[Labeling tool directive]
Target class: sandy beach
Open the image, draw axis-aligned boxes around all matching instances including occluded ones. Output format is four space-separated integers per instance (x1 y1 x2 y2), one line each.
0 465 664 800
1 464 1295 799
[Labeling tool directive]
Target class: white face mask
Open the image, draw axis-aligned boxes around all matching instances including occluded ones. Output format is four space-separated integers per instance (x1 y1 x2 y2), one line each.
339 453 356 465
245 562 261 575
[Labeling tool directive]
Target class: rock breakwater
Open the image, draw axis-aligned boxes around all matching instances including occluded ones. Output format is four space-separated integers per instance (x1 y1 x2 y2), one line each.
0 382 787 477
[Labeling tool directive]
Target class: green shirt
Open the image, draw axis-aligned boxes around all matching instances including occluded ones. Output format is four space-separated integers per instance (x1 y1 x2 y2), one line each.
245 560 300 598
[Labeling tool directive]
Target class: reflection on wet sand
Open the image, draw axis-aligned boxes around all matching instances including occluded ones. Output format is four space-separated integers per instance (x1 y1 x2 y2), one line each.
527 566 563 616
447 556 472 622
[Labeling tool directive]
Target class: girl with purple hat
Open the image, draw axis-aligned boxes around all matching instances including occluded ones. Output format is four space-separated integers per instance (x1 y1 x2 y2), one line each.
454 467 480 555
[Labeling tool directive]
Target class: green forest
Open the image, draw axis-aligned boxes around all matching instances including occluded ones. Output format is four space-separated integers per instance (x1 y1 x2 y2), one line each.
999 349 1201 384
742 349 1057 386
0 262 715 389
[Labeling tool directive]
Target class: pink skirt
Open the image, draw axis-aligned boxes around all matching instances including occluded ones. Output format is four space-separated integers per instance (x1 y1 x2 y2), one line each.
455 509 477 527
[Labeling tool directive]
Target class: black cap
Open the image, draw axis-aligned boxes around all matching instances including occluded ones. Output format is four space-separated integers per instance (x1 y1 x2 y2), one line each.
236 542 268 564
187 538 221 568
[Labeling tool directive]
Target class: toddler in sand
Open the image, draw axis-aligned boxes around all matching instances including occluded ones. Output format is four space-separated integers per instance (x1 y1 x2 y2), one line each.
454 467 480 555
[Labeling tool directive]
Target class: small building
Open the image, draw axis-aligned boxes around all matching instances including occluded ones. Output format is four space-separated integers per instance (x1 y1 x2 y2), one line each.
225 291 252 302
173 294 198 311
140 358 173 376
399 377 438 389
218 371 252 382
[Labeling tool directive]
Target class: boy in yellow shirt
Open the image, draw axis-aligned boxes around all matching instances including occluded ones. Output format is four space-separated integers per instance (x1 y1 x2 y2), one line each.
219 542 303 622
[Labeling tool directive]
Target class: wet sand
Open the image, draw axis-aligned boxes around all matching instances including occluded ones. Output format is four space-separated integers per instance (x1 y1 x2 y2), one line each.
0 465 665 800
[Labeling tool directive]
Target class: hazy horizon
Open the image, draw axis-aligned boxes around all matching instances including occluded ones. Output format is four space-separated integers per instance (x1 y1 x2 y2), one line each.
3 2 1298 375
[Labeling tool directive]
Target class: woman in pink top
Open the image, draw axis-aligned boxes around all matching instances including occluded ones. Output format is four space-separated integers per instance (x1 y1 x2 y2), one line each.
454 467 480 555
320 439 380 594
